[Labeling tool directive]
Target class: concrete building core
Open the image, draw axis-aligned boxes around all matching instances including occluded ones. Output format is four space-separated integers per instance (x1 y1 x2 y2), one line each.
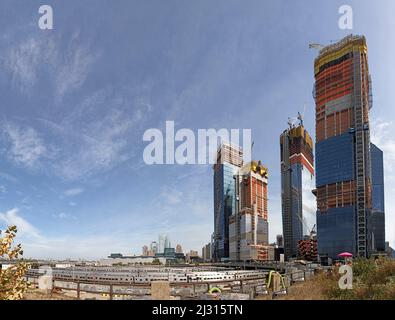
229 161 273 262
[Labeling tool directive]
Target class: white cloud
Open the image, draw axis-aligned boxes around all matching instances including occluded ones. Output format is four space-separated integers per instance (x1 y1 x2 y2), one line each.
371 119 395 175
1 92 151 180
0 208 40 238
0 208 115 259
0 185 6 194
4 37 43 90
52 212 76 220
268 195 283 243
371 118 395 248
2 32 97 99
1 121 49 169
64 188 84 197
55 41 96 99
0 171 18 183
160 186 183 205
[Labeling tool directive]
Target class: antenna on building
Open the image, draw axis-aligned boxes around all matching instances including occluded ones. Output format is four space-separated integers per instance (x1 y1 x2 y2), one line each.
297 112 303 126
287 118 293 129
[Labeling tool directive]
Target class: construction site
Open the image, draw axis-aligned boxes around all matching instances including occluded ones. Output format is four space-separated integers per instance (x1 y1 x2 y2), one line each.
24 263 318 300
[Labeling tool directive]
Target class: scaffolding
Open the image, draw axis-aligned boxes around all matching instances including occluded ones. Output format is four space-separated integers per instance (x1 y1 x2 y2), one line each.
353 50 369 258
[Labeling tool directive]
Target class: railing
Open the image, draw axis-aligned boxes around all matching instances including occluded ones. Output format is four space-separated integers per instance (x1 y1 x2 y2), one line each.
26 275 268 300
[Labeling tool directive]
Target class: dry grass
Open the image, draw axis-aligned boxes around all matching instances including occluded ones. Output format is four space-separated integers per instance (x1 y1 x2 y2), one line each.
23 288 77 300
256 277 326 300
258 257 395 300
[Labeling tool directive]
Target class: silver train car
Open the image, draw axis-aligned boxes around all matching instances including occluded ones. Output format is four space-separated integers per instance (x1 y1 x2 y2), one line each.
26 267 266 284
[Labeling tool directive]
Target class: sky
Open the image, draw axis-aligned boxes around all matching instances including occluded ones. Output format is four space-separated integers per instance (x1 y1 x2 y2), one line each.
0 0 394 259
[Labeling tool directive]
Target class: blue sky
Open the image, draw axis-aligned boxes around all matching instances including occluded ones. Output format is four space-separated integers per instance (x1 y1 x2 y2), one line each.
0 0 394 259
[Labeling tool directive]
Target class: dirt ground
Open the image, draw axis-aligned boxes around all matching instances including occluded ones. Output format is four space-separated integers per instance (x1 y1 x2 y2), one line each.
256 278 326 300
23 289 77 300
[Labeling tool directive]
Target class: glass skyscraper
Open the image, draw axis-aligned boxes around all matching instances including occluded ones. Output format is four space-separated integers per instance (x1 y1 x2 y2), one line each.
370 143 385 252
213 143 243 261
280 123 316 259
158 234 171 254
314 35 373 259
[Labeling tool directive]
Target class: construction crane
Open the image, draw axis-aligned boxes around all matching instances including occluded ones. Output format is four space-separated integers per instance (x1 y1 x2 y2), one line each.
309 43 324 50
288 106 307 129
302 204 317 239
309 40 339 51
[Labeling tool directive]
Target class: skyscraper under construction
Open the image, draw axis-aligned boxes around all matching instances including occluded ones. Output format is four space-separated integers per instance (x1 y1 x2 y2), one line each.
229 161 272 262
280 119 316 259
314 35 373 259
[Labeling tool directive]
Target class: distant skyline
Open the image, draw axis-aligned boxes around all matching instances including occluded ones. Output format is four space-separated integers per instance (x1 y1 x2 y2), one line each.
0 0 394 259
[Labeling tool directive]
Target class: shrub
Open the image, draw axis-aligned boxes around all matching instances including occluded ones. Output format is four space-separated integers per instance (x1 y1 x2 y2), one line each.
0 225 29 300
320 257 395 300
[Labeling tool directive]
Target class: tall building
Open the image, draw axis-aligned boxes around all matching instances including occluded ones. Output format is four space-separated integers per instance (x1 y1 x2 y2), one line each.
314 35 373 259
150 241 158 255
213 143 243 261
158 234 171 254
229 161 273 262
175 244 183 254
370 143 385 252
142 245 149 256
276 235 284 247
186 250 200 263
202 243 211 262
280 121 316 259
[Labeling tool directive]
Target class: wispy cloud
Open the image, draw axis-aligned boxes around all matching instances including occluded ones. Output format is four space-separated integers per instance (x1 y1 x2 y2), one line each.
1 88 152 180
55 34 97 99
52 212 77 220
160 186 183 205
2 32 97 99
0 171 18 184
3 37 44 91
64 188 84 197
0 208 138 259
371 118 395 175
0 208 40 238
1 121 50 169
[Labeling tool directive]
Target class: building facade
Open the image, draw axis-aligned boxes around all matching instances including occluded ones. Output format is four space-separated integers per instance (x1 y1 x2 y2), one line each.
370 143 385 252
150 241 158 255
213 143 243 261
229 161 272 262
175 244 183 254
280 123 316 259
276 235 284 247
158 234 171 254
314 35 373 259
186 250 200 263
202 243 211 262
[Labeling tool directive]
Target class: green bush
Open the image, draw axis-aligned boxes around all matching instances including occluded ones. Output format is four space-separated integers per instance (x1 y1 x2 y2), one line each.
320 257 395 300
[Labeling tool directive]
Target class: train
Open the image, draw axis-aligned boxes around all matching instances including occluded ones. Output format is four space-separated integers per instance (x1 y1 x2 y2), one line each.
26 267 266 284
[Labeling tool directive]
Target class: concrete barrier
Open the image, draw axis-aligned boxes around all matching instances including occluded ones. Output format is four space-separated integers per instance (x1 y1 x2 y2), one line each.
151 281 170 300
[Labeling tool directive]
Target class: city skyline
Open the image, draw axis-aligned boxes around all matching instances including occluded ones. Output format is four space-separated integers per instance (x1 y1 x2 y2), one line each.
0 1 394 259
